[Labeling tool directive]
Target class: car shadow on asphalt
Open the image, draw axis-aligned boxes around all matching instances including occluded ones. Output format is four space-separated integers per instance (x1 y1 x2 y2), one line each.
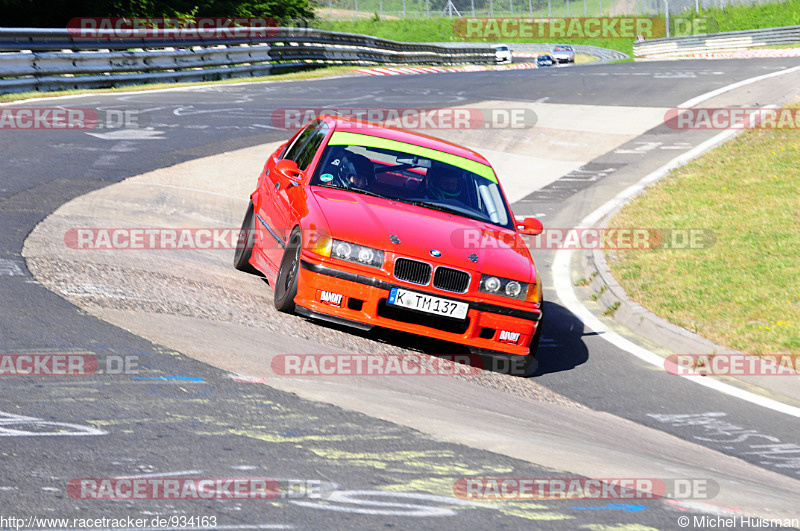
530 300 591 377
298 298 590 379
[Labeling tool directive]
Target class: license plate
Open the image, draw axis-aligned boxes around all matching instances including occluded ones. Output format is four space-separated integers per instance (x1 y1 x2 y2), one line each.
388 288 468 320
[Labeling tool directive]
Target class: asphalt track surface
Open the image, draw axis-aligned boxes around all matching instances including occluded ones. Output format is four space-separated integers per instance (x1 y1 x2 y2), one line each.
2 59 800 528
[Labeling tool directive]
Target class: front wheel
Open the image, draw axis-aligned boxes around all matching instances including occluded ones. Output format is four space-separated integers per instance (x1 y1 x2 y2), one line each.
274 227 302 313
519 319 543 375
233 200 261 276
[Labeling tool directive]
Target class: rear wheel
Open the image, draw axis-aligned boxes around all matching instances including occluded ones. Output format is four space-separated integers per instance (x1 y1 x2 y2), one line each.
274 227 302 313
233 201 261 276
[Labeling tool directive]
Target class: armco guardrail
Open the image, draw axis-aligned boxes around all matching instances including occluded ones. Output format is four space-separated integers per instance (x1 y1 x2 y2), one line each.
0 27 495 93
634 25 800 60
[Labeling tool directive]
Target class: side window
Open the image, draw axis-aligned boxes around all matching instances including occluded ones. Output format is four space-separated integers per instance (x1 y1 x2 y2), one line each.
294 123 329 171
282 120 320 161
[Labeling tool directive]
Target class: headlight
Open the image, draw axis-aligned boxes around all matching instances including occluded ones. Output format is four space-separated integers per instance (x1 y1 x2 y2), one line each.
358 247 374 263
334 241 352 259
505 281 522 297
483 276 501 293
331 239 383 268
480 274 529 301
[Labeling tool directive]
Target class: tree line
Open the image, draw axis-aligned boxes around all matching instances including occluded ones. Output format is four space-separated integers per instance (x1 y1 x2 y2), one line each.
1 0 316 28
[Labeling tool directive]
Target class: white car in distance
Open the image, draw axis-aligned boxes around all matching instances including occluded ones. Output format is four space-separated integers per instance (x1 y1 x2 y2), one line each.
492 44 513 64
551 45 576 64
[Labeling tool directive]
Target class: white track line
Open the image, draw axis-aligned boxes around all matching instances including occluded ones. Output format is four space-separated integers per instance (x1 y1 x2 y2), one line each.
678 64 800 108
552 65 800 418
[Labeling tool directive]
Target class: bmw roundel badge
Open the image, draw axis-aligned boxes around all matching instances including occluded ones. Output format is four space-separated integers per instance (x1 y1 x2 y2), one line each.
430 250 442 257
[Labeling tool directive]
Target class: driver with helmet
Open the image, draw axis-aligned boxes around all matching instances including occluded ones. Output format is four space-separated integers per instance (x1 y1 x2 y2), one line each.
427 164 467 203
340 153 373 191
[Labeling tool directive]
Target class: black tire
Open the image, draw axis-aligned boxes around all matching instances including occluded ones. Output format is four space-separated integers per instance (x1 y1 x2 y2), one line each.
233 200 262 276
274 227 302 313
522 318 544 370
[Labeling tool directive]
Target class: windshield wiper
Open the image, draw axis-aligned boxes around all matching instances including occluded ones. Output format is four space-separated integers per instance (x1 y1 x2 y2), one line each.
349 188 391 200
317 183 390 200
395 198 479 219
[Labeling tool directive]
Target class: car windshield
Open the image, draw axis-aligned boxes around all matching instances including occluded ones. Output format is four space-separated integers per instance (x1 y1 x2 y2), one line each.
496 46 509 51
310 132 514 229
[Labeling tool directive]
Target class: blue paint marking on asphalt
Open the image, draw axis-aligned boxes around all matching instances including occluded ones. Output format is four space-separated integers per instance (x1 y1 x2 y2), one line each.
132 375 205 382
571 503 647 512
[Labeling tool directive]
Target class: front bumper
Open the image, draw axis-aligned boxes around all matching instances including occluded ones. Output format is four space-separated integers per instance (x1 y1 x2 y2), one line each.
295 257 541 356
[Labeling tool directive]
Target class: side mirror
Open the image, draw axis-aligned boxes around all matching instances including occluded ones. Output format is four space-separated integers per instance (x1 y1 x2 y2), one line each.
517 217 543 236
275 159 304 186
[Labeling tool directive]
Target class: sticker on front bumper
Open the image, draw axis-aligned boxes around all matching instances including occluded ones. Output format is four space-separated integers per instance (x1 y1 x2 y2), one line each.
498 330 521 344
388 287 468 320
317 290 343 307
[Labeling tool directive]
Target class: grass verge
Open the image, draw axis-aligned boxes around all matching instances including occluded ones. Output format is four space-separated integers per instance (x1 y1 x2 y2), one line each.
606 108 800 356
315 17 635 56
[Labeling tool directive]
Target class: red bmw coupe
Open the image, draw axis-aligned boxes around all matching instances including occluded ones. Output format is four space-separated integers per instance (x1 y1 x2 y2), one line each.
234 115 544 367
